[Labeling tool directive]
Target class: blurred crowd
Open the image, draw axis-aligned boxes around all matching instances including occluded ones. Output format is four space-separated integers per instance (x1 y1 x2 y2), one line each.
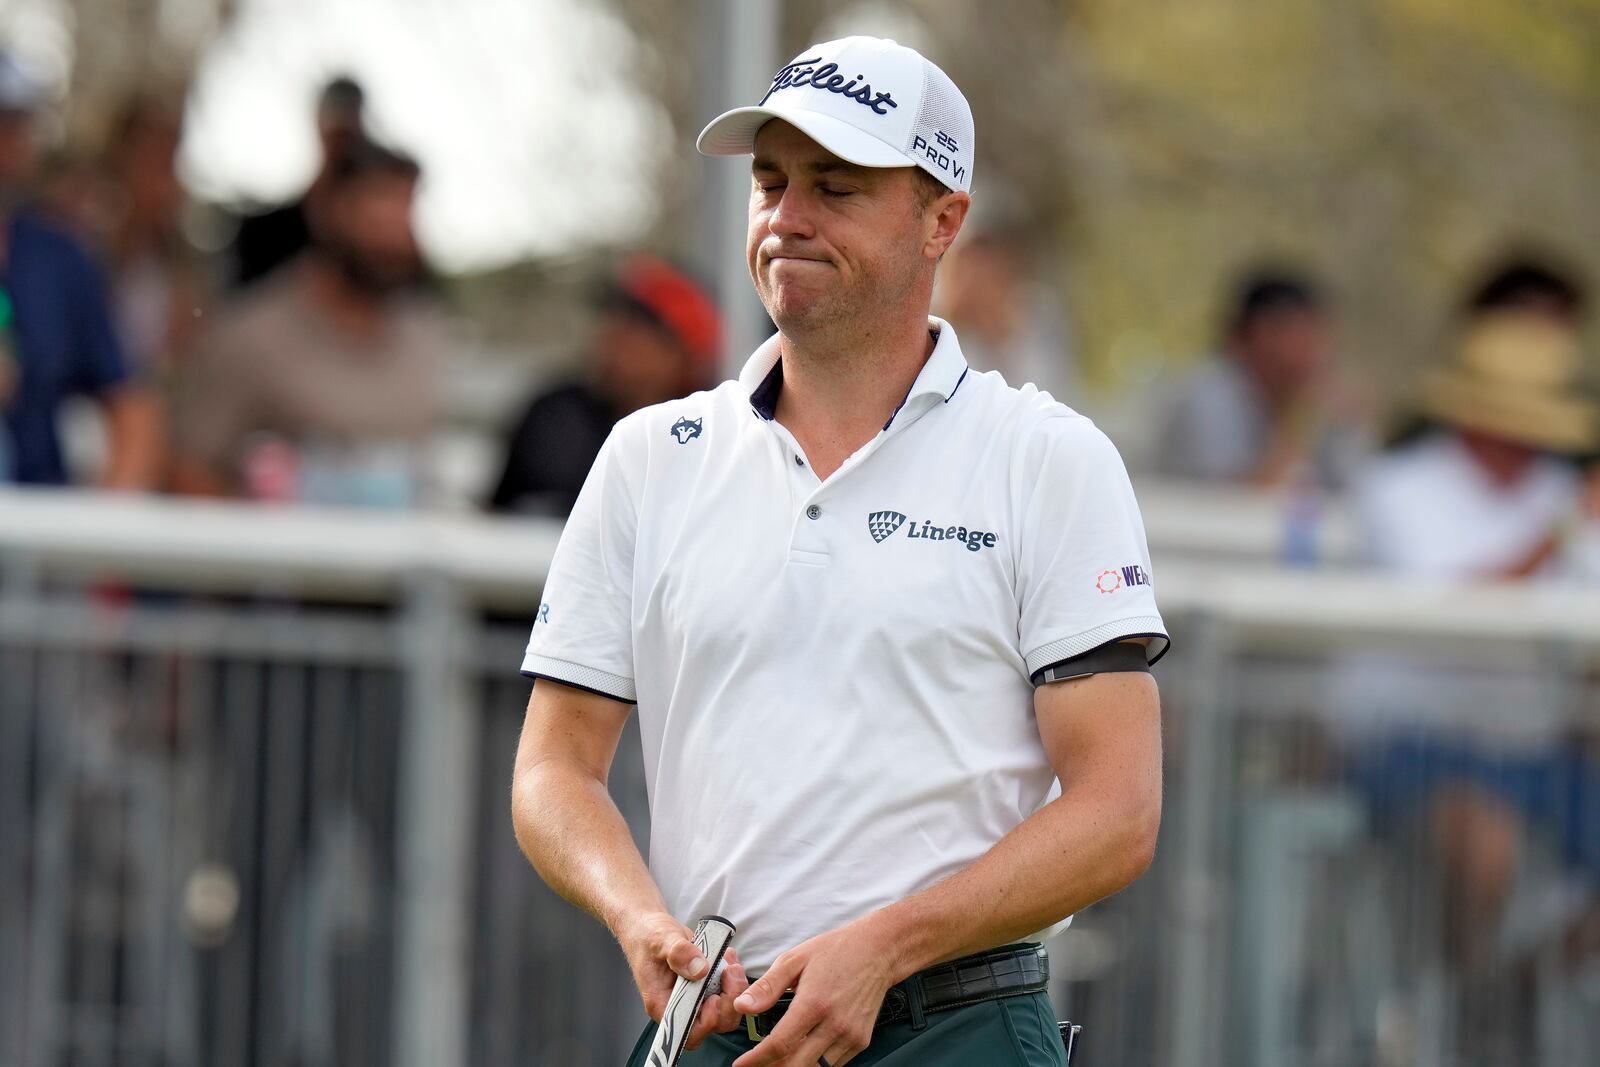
3 50 1596 577
2 39 1598 1066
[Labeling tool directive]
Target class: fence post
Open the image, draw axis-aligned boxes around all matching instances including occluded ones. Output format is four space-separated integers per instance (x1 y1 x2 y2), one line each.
1165 612 1234 1067
0 552 47 1067
395 571 478 1067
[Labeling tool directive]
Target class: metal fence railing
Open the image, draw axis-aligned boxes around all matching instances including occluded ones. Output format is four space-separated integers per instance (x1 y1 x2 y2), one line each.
1 488 1596 1067
1071 611 1600 1067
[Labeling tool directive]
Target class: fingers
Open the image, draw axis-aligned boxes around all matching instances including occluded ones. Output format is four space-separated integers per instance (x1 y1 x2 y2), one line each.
718 949 750 1026
684 949 749 1050
820 1038 860 1067
685 995 721 1051
731 1009 856 1067
628 913 708 1021
730 994 820 1067
734 950 800 1014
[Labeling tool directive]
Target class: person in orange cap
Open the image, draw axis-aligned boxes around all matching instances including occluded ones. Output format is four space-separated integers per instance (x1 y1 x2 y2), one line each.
488 254 721 516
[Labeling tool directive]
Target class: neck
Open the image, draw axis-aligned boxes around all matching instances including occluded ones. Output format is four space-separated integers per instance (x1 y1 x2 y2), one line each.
772 305 935 476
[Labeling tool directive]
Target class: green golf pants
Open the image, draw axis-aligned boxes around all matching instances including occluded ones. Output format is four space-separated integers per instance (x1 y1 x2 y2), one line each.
622 991 1068 1066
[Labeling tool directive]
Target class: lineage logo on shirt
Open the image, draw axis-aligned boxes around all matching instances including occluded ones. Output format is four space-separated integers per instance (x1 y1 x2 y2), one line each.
866 510 998 553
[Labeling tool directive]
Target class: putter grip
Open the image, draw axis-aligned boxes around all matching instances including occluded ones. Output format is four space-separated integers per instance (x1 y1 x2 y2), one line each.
645 915 737 1067
1059 1021 1082 1065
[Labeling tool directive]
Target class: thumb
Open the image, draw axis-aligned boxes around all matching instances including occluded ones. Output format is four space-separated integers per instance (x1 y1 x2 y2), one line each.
733 954 798 1014
663 929 709 981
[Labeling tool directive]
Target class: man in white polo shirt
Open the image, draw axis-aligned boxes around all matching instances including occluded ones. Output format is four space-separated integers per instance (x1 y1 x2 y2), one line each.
511 36 1167 1067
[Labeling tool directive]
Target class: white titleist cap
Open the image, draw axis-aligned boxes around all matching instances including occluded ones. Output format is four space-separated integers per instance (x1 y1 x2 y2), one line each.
697 36 974 194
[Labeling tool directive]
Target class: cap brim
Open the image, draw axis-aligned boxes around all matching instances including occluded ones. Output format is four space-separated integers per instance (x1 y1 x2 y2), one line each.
696 105 910 169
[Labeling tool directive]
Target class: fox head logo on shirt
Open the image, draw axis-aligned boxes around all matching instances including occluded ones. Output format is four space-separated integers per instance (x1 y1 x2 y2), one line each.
669 417 702 444
867 510 996 553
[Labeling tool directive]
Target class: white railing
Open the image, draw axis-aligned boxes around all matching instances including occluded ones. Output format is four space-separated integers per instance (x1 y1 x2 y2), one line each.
2 485 1597 1067
4 486 1594 641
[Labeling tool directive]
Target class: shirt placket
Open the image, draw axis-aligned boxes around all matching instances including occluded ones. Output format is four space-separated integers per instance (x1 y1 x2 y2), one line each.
765 413 926 562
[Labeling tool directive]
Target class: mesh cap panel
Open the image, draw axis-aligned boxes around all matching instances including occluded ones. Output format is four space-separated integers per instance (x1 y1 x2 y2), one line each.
906 61 974 192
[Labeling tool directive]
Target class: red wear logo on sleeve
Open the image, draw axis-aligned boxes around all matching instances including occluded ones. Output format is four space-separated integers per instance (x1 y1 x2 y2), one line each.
1098 564 1152 594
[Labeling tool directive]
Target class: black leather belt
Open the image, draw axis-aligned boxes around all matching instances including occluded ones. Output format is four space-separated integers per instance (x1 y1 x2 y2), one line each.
745 942 1050 1040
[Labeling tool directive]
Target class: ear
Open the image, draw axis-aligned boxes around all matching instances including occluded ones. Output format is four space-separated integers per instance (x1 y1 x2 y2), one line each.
923 191 971 261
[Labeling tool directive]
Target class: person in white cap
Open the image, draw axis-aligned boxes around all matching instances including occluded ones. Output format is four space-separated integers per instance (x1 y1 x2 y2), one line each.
511 36 1166 1067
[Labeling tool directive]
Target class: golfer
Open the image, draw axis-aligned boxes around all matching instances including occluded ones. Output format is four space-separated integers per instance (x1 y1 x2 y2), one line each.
511 35 1168 1067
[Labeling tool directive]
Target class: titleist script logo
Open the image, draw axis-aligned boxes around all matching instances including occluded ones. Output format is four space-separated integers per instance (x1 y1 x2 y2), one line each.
761 57 899 115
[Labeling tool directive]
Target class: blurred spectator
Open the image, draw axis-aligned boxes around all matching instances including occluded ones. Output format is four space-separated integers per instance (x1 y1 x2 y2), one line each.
229 76 365 290
100 97 205 379
1461 255 1598 583
0 53 161 488
1156 268 1367 489
933 226 1074 399
171 140 447 508
487 254 718 516
1346 308 1599 980
1359 313 1595 579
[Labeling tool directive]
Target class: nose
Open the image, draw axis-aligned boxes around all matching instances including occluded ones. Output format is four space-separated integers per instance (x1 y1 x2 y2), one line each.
766 186 816 241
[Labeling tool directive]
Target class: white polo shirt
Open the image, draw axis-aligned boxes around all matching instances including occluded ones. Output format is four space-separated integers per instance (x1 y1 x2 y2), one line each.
522 318 1168 971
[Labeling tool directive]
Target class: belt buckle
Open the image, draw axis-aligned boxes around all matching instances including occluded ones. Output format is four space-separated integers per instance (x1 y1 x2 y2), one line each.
745 1014 765 1042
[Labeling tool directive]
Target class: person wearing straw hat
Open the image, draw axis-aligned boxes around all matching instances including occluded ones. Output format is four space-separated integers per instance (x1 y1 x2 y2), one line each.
1349 309 1600 990
512 35 1166 1067
1360 311 1598 580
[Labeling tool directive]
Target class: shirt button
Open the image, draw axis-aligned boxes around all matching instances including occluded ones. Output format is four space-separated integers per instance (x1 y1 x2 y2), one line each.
794 454 804 466
806 504 822 520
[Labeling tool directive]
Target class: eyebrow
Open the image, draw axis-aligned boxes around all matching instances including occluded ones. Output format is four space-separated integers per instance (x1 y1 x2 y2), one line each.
751 157 871 180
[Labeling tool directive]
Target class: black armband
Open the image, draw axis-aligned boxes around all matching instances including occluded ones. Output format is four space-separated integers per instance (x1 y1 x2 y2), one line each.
1031 641 1151 686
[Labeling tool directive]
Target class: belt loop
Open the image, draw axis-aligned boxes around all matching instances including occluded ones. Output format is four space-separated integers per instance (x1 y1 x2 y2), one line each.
907 975 928 1031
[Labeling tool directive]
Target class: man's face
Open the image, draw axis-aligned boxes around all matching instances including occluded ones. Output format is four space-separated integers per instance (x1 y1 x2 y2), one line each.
324 172 423 291
1236 306 1330 401
589 312 693 413
747 121 934 334
317 105 362 159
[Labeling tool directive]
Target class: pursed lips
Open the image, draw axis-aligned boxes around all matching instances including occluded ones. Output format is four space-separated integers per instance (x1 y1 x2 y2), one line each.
766 252 832 268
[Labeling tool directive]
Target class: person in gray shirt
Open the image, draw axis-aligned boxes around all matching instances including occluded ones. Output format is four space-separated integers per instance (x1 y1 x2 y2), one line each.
1156 269 1367 490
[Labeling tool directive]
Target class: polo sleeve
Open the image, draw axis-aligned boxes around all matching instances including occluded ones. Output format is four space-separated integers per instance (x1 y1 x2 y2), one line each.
519 424 639 703
1015 415 1170 679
